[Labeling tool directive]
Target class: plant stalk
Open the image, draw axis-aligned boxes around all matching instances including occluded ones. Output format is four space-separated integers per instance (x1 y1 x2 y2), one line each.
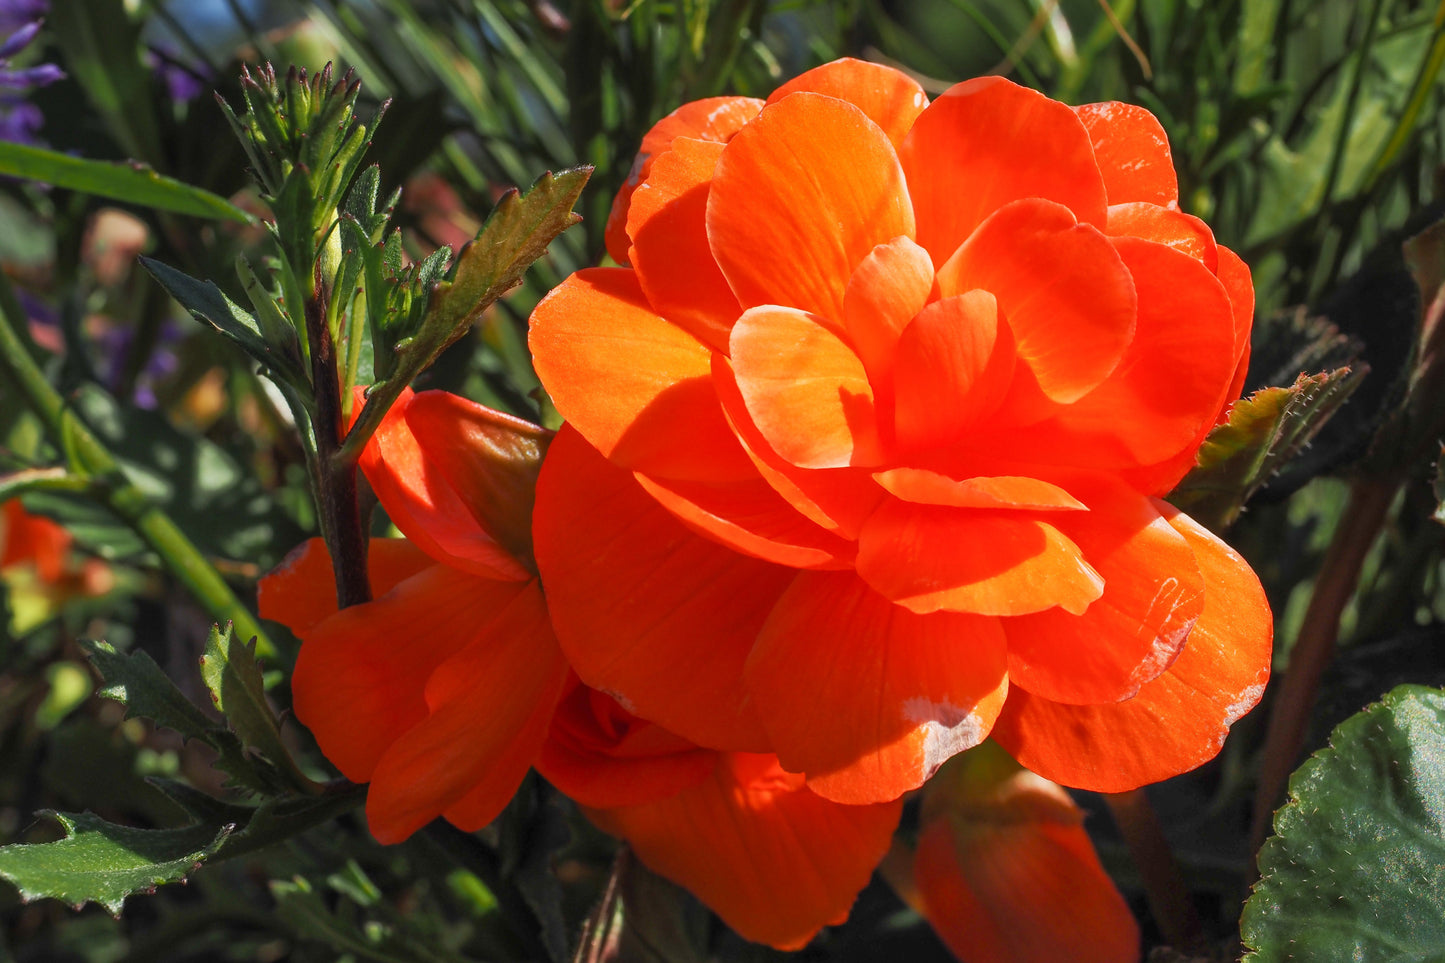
1104 790 1204 952
0 270 277 659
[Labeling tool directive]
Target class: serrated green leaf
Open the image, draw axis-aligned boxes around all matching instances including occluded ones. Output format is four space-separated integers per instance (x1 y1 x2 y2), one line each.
0 811 232 915
79 640 215 741
1169 368 1366 532
1241 685 1445 960
0 142 253 224
142 257 309 391
344 167 589 457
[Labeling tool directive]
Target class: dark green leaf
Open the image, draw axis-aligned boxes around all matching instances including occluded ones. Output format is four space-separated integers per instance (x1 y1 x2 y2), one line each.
1435 447 1445 525
78 640 214 742
0 811 232 915
48 0 162 164
0 143 253 223
1242 685 1445 960
1169 368 1366 532
141 257 308 391
198 622 312 792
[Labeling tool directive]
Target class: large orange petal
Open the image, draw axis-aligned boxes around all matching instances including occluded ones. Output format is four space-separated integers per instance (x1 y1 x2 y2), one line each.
893 290 1015 451
1074 100 1178 208
259 537 433 635
913 814 1140 963
992 504 1272 791
528 267 754 482
713 354 886 538
635 472 854 569
360 388 531 581
290 565 530 783
935 198 1137 406
1004 482 1205 705
1016 235 1237 470
900 76 1108 263
842 235 936 403
766 57 928 148
627 137 740 353
605 96 763 265
588 752 903 950
537 683 718 809
366 580 569 842
730 306 882 469
745 570 1008 804
1217 244 1255 406
401 390 550 566
856 499 1104 617
707 92 915 321
874 469 1087 511
533 426 790 750
1105 202 1217 271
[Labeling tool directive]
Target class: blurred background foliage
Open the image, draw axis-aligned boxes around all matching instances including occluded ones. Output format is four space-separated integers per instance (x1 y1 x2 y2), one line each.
3 0 1445 960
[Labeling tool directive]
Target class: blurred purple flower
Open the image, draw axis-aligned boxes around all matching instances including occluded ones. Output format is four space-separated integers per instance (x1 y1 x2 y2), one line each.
148 47 210 103
0 1 62 145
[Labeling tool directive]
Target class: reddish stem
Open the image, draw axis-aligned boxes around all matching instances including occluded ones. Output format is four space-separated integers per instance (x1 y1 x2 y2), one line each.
1104 790 1203 952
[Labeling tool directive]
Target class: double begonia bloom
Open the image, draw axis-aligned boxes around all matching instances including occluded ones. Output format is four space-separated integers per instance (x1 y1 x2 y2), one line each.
529 58 1273 803
539 680 901 948
260 388 570 843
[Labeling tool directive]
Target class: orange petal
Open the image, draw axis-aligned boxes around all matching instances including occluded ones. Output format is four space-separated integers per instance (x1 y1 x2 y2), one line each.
291 565 531 784
361 388 531 580
259 537 433 635
766 57 928 148
1004 482 1204 704
1021 235 1237 470
856 499 1104 617
366 580 569 842
635 472 854 569
588 752 903 950
1075 100 1178 208
842 235 936 401
538 683 718 809
707 92 915 321
3 499 70 582
627 137 740 353
893 290 1014 450
533 426 790 750
873 469 1087 511
936 198 1137 405
992 504 1272 791
900 76 1108 263
402 390 550 566
746 570 1008 803
730 306 883 469
1105 202 1217 271
605 96 763 265
1217 244 1255 405
713 354 886 538
528 267 755 482
913 812 1139 963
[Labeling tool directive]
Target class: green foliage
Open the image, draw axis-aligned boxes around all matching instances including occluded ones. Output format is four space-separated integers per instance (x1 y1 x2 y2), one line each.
48 0 163 163
1242 685 1445 959
0 811 233 916
0 142 256 223
1170 368 1366 532
80 639 216 741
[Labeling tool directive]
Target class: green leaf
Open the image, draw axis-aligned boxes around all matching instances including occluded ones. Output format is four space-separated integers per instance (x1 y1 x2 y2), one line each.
48 0 162 164
1168 368 1366 532
0 142 254 224
344 166 589 459
78 640 215 742
141 257 309 391
198 622 307 789
1241 685 1445 960
574 848 711 963
1434 447 1445 525
0 811 232 915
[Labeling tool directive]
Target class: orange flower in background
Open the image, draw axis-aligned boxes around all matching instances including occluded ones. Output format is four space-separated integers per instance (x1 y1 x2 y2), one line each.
529 58 1272 802
893 743 1139 963
259 388 569 843
538 679 902 950
2 499 71 583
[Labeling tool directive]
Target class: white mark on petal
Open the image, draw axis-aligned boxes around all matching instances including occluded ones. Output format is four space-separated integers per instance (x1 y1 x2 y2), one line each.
1224 683 1266 726
603 688 637 714
903 697 987 781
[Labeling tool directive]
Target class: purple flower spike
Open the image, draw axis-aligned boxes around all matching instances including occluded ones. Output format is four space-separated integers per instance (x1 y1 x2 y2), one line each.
0 19 39 58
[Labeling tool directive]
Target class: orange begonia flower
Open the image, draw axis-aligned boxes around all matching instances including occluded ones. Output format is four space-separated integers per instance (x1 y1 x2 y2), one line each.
537 679 903 950
529 58 1272 803
260 388 570 843
895 743 1139 963
2 499 72 583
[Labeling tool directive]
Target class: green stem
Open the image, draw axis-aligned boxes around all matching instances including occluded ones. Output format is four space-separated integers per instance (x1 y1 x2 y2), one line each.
0 271 277 660
1248 476 1399 863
